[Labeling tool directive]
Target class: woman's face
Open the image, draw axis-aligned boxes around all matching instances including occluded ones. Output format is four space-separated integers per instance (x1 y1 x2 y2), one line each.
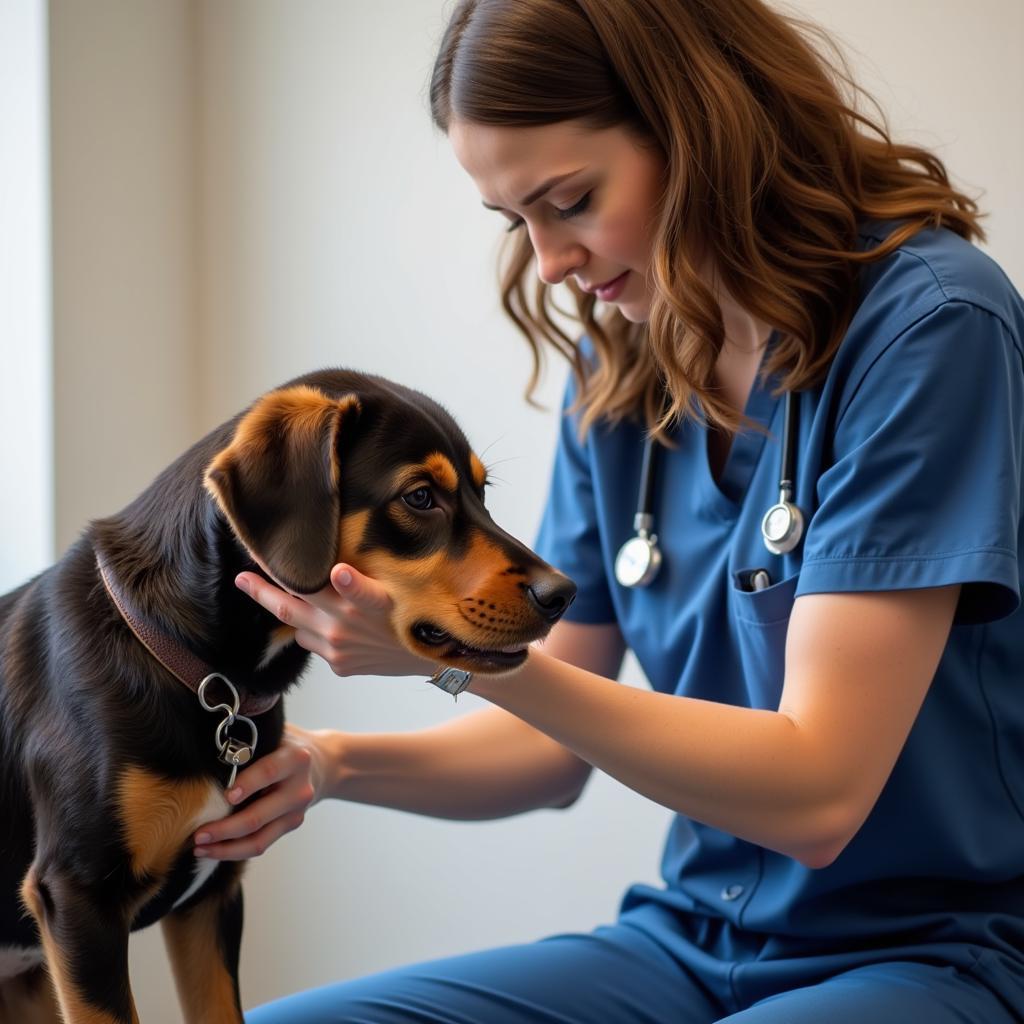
449 119 666 323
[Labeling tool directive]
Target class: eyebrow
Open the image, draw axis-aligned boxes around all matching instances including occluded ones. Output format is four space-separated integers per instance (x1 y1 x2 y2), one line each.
480 169 585 212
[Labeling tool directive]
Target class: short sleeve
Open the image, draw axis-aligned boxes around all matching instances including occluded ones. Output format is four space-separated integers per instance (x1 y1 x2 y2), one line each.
533 372 618 624
797 300 1023 623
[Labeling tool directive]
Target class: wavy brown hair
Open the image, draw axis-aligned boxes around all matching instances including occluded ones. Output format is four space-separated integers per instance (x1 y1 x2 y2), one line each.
430 0 985 439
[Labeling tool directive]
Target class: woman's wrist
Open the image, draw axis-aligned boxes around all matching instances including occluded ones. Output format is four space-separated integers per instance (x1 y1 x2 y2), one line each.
323 728 420 804
467 646 539 702
312 727 351 802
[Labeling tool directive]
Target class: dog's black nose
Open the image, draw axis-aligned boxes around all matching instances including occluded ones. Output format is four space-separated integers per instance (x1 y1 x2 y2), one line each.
526 574 577 624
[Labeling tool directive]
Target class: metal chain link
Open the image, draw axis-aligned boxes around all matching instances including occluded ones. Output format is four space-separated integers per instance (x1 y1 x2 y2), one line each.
198 673 259 790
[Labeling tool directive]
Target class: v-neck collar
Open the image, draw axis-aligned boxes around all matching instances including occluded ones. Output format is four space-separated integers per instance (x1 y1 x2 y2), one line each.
698 331 782 517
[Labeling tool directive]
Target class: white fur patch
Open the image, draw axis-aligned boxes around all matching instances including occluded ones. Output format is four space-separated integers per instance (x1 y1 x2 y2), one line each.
173 784 231 909
257 627 296 670
0 945 44 981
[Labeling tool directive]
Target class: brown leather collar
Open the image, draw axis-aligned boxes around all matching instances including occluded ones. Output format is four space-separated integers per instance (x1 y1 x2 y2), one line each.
96 552 280 717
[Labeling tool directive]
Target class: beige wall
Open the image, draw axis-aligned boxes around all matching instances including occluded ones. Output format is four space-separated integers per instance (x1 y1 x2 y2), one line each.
25 0 1024 1017
0 0 52 589
49 0 200 552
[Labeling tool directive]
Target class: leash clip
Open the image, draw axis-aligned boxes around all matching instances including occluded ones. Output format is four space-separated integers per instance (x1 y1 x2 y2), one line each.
199 673 259 791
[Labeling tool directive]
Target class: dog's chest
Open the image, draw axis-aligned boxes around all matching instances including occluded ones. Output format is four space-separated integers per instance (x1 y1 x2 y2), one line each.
168 786 228 909
118 769 231 913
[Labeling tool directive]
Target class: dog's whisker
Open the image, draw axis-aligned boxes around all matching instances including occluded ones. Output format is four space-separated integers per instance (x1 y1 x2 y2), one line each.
477 436 505 460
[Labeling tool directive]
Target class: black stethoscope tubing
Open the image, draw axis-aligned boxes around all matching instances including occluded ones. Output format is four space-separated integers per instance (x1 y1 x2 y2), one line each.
778 387 798 510
636 425 659 522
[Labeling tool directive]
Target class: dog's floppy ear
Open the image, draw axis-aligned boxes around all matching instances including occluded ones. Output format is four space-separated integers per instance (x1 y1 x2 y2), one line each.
204 385 362 593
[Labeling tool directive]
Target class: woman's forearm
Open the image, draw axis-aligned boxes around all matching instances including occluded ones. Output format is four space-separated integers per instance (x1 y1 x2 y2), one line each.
468 651 841 866
323 706 591 820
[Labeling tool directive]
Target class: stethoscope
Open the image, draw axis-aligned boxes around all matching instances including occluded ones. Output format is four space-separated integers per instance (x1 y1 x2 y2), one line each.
614 391 804 588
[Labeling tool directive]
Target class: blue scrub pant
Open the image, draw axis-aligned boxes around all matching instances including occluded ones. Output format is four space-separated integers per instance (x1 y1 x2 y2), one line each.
245 917 1018 1023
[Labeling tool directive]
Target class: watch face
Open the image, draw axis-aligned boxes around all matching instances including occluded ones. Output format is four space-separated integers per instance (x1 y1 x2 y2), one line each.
433 667 472 694
763 504 793 543
615 537 655 587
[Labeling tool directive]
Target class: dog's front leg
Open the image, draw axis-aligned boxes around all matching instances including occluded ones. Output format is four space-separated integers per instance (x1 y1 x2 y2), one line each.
19 865 139 1024
161 881 245 1024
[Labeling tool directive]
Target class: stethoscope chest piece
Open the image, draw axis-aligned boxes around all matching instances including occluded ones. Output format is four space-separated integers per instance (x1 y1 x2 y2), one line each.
761 499 804 555
615 524 662 588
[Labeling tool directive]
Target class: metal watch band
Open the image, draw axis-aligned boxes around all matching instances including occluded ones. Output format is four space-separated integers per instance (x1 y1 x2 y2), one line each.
429 665 474 696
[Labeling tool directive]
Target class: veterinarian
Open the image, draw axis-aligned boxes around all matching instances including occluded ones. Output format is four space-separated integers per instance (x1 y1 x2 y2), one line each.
198 1 1024 1020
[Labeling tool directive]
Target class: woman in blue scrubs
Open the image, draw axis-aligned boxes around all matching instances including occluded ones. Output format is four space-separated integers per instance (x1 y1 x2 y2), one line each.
198 1 1024 1020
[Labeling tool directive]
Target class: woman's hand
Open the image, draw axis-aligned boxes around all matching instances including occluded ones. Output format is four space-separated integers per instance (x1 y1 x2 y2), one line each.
193 723 339 861
236 562 436 678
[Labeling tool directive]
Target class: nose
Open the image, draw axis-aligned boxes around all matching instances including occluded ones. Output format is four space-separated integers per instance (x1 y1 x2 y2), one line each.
529 223 586 286
525 572 578 624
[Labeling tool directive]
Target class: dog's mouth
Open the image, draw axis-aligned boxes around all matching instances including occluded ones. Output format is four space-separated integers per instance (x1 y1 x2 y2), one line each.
412 622 530 671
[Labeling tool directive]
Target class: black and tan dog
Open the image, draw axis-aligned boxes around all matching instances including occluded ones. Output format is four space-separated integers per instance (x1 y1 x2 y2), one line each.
0 368 575 1023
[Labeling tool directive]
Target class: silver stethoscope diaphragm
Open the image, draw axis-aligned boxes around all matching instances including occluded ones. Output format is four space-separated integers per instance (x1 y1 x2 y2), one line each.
761 496 804 555
614 519 663 588
615 391 804 588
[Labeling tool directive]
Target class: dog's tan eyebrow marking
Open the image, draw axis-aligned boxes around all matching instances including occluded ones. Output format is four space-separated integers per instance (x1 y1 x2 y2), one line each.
419 452 459 494
469 453 487 490
388 455 459 497
424 452 459 493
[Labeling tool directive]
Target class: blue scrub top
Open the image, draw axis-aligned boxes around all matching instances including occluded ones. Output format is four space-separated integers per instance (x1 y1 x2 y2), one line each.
534 221 1024 959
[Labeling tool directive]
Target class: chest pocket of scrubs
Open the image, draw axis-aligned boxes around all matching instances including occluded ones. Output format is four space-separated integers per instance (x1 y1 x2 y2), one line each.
728 571 799 711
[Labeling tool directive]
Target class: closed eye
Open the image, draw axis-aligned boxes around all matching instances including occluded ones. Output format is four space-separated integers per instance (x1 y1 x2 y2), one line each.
504 192 592 233
555 192 591 220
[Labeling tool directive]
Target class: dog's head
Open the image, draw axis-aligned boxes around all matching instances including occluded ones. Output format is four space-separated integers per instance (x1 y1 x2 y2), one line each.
203 372 576 674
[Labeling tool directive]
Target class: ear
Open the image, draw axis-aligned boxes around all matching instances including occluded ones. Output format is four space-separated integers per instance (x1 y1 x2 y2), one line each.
204 385 362 593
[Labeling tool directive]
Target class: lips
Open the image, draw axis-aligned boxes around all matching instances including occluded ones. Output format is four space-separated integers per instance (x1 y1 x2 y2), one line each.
413 622 529 670
583 271 630 301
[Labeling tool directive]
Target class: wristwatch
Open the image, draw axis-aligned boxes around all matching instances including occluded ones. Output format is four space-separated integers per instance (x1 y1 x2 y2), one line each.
429 665 474 697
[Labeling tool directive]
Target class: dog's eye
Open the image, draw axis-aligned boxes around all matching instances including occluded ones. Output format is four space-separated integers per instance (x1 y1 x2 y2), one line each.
402 486 435 511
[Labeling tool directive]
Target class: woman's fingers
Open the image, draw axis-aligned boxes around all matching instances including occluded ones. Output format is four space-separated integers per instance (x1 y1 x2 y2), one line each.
194 744 311 834
236 563 434 676
198 776 312 844
234 739 311 804
235 563 392 629
192 724 336 860
280 563 393 619
329 563 392 611
235 571 317 629
194 804 310 862
194 774 315 858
